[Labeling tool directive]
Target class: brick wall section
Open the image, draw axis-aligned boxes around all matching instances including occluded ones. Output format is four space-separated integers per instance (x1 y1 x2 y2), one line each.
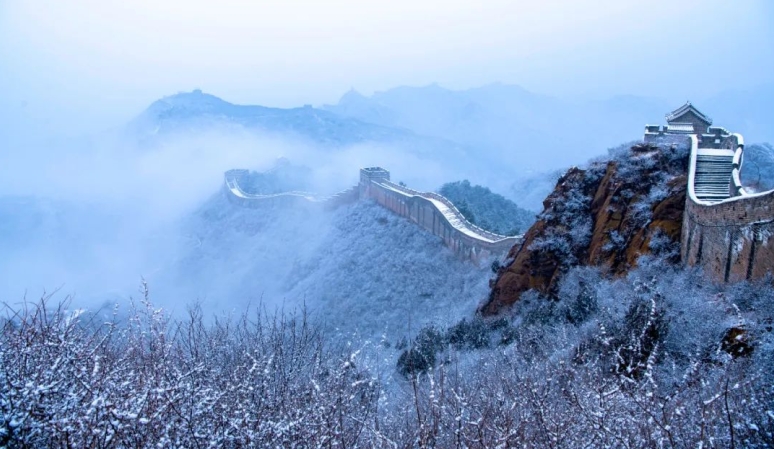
363 180 521 261
682 182 774 282
678 129 774 282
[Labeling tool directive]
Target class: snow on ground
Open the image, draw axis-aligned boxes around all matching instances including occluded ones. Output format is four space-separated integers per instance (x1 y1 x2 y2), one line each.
282 201 493 343
152 194 493 345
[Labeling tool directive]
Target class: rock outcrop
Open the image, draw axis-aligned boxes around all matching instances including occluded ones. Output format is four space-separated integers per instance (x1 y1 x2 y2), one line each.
481 143 689 315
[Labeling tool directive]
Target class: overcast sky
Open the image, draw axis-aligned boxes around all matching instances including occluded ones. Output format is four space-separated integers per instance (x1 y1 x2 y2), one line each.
1 0 772 134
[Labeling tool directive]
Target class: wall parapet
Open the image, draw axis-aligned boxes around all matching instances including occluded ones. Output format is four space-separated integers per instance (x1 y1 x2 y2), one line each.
730 134 746 197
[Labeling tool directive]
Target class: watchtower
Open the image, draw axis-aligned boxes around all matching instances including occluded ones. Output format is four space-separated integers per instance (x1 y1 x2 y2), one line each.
359 167 390 184
644 102 717 145
665 102 712 134
359 167 390 199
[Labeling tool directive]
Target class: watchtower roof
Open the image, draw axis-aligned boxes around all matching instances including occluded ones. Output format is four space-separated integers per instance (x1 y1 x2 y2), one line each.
666 102 712 125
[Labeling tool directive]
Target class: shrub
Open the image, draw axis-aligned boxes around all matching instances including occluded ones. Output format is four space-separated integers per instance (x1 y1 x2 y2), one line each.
0 291 377 448
396 325 445 377
446 318 490 350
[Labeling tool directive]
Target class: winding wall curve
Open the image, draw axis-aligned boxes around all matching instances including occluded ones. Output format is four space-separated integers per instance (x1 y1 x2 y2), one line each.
223 169 359 210
223 167 523 261
362 177 522 260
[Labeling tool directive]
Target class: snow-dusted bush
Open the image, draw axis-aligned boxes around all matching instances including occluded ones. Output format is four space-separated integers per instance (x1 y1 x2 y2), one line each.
607 140 689 178
647 228 681 260
528 171 599 265
4 267 773 447
396 325 445 377
0 288 377 448
386 260 774 447
384 342 774 448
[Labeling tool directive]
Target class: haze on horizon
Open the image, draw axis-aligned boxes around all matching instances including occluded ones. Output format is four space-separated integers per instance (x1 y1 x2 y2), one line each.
1 0 773 136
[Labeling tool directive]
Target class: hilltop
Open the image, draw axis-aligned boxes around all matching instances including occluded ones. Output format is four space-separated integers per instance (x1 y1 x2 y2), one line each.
484 141 689 314
124 89 509 193
439 179 535 235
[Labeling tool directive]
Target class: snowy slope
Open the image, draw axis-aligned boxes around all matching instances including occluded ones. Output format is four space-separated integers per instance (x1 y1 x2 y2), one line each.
282 202 492 340
152 195 492 343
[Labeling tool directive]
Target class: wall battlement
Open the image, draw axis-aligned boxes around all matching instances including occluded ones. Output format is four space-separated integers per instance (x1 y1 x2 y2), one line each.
223 166 522 261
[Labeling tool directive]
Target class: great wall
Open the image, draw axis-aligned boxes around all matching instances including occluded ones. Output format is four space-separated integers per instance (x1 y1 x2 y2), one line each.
645 102 774 282
223 101 773 281
224 167 522 261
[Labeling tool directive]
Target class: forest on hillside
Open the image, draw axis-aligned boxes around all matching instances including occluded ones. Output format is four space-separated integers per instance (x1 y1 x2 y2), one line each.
440 180 535 235
741 143 774 192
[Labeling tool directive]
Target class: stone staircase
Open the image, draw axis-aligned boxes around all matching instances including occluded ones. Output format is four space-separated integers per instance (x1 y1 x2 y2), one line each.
694 151 734 203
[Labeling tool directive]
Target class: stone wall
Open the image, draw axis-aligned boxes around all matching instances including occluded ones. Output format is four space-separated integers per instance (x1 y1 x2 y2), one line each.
696 130 739 150
682 131 774 282
223 170 358 210
643 131 690 146
322 187 360 210
222 184 319 209
363 179 521 261
682 193 774 282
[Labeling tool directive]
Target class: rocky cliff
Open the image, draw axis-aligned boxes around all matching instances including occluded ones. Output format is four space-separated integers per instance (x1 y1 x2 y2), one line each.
482 142 689 315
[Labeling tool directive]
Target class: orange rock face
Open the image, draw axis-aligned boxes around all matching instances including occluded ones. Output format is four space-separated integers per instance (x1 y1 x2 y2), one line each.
481 144 688 315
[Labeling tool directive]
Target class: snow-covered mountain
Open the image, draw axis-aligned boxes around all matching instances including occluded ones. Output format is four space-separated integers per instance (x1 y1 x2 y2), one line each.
129 89 475 159
125 89 509 193
131 90 427 147
324 83 673 172
323 82 774 174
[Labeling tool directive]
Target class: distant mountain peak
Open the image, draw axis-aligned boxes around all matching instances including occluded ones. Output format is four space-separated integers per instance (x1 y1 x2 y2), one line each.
338 88 368 105
132 90 236 128
156 89 230 110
